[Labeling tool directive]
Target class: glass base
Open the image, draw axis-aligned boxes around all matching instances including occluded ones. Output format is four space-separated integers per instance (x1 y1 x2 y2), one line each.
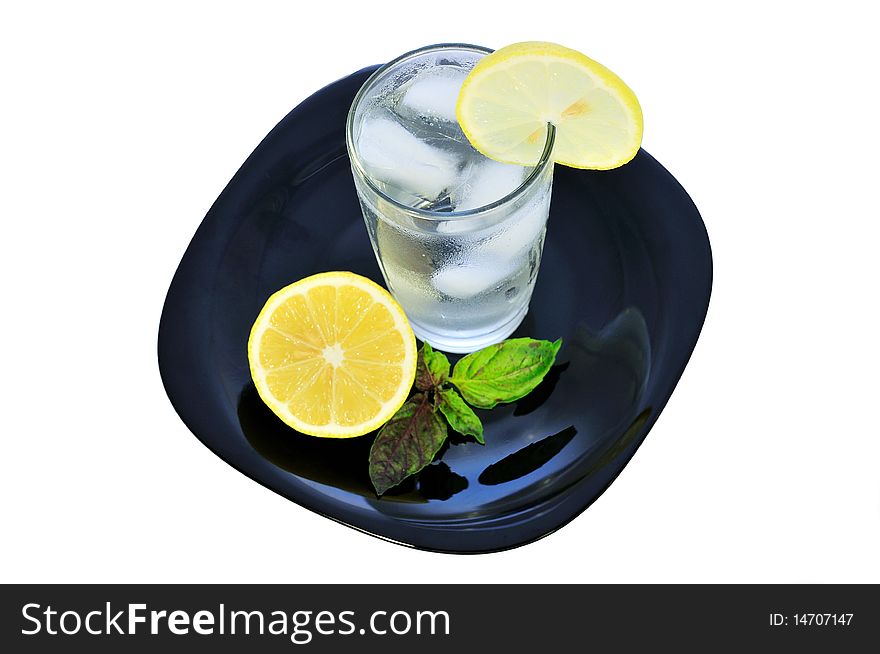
408 303 530 354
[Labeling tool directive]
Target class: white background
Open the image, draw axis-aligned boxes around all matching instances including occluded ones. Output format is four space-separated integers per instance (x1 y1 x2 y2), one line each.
2 1 878 583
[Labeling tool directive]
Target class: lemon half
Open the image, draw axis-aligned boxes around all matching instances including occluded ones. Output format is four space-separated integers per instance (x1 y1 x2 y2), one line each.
457 41 643 170
248 272 417 438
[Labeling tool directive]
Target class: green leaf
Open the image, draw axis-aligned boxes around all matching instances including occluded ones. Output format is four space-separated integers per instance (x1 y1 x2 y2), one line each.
368 393 448 495
449 338 562 409
414 342 451 391
437 388 484 444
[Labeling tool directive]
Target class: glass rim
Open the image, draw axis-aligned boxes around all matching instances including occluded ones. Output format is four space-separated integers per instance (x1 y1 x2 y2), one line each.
345 43 556 222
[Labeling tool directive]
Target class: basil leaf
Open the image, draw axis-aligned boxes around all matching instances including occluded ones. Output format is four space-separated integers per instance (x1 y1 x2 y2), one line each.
437 388 484 444
368 394 448 495
450 338 562 409
414 342 450 391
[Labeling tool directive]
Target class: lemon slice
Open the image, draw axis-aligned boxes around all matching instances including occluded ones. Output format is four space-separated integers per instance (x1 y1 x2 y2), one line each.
247 272 417 438
457 41 643 170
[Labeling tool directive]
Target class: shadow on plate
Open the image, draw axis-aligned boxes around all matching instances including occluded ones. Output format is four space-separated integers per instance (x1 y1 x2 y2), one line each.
238 385 469 503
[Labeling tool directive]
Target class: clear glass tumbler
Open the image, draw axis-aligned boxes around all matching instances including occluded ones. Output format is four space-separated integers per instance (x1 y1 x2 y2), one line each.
346 44 555 353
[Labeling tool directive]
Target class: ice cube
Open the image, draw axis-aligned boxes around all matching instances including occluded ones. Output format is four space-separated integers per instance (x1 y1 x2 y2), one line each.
482 189 552 258
453 160 528 211
433 167 547 237
399 66 464 124
356 116 460 201
431 257 516 299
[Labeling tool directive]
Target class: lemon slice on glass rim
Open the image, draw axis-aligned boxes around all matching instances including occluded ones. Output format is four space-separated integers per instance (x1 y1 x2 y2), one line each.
247 272 417 438
456 41 643 170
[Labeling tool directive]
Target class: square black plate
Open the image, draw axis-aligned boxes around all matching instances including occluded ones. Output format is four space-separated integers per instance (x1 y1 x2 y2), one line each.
158 66 712 553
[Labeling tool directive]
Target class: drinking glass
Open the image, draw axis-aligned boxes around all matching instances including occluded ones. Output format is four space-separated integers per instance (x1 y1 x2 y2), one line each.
346 44 555 353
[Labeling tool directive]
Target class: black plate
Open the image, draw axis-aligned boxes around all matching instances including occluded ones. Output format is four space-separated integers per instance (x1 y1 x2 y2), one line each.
158 66 712 553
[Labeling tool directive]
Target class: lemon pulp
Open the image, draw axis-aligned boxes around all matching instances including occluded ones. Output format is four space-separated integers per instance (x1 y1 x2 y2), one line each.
456 41 643 170
247 272 417 438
